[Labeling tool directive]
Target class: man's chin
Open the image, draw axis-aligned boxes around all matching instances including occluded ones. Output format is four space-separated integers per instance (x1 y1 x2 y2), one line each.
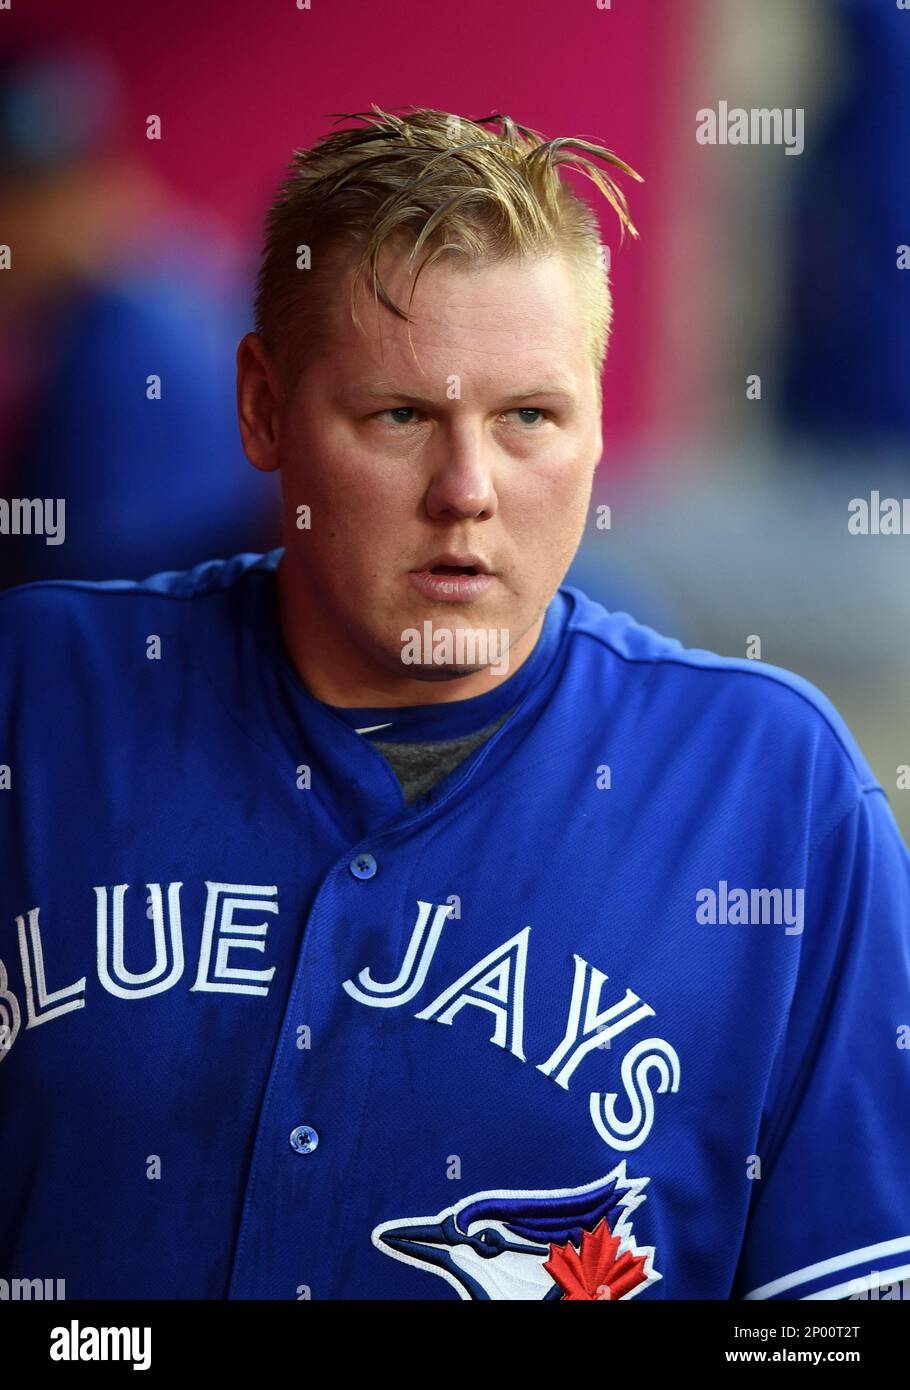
394 662 489 683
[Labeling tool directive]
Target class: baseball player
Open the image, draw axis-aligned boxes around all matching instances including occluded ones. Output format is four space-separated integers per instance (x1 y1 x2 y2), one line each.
1 105 909 1303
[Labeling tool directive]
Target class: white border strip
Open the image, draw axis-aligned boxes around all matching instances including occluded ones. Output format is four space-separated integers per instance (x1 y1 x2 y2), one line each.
743 1235 910 1300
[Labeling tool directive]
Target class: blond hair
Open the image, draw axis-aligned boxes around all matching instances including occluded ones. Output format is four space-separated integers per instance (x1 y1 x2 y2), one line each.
253 105 642 392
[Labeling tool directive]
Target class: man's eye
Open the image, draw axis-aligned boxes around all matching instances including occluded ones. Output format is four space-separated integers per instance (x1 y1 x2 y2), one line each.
502 408 549 427
375 407 421 426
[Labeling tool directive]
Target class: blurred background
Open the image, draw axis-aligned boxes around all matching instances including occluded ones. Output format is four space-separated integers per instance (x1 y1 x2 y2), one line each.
1 0 909 830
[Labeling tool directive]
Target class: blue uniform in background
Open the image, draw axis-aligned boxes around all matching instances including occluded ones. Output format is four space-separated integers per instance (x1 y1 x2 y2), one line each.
779 0 910 444
2 258 276 588
0 551 908 1300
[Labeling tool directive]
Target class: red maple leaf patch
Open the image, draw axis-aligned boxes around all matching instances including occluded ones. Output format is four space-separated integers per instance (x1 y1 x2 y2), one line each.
543 1217 648 1300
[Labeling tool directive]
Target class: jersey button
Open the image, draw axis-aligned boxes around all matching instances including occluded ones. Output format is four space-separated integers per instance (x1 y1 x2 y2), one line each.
289 1125 319 1155
349 852 378 880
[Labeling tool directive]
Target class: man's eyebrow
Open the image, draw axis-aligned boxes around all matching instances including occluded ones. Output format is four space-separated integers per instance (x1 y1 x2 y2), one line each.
502 385 578 403
352 382 578 403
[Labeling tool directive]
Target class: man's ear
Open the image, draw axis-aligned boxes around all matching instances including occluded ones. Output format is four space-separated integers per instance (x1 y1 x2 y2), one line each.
236 331 282 474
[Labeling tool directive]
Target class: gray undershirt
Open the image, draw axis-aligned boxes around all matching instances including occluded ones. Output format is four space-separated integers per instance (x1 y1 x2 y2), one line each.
371 709 513 805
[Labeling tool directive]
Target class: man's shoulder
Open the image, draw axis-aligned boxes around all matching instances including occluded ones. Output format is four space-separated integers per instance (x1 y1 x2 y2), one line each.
560 583 881 801
0 551 281 701
0 550 279 630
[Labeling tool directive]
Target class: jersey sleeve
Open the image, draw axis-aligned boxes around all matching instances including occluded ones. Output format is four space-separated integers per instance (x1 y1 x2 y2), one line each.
733 786 910 1300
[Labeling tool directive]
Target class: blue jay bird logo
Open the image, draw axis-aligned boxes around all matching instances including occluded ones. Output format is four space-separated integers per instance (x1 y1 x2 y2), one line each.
372 1162 660 1300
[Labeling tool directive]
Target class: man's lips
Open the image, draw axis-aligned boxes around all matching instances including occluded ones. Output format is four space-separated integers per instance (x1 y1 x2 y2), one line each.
406 550 496 601
411 552 492 576
407 568 496 602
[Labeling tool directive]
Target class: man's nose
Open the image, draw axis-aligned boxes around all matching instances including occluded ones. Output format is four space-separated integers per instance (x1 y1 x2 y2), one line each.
423 427 498 520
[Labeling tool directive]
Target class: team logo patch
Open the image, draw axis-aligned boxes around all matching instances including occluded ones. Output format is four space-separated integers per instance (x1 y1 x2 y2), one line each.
372 1161 660 1300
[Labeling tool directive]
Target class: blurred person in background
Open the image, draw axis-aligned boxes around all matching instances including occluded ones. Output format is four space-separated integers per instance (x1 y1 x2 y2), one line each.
0 42 278 588
778 0 910 447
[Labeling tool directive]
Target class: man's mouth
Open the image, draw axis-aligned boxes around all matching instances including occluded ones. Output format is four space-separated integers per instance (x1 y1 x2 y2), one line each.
411 552 492 577
407 561 495 602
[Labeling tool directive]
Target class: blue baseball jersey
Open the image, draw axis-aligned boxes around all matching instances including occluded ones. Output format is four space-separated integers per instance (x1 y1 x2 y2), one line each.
1 549 909 1301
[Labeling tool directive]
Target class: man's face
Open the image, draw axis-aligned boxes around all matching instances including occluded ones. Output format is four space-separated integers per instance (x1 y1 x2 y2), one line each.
242 245 603 703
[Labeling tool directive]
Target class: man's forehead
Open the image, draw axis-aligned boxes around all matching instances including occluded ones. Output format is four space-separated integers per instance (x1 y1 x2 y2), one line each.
341 375 581 405
318 249 591 387
348 247 580 322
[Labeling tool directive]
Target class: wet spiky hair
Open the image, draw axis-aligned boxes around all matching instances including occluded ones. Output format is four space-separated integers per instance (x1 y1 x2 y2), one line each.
253 104 642 391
